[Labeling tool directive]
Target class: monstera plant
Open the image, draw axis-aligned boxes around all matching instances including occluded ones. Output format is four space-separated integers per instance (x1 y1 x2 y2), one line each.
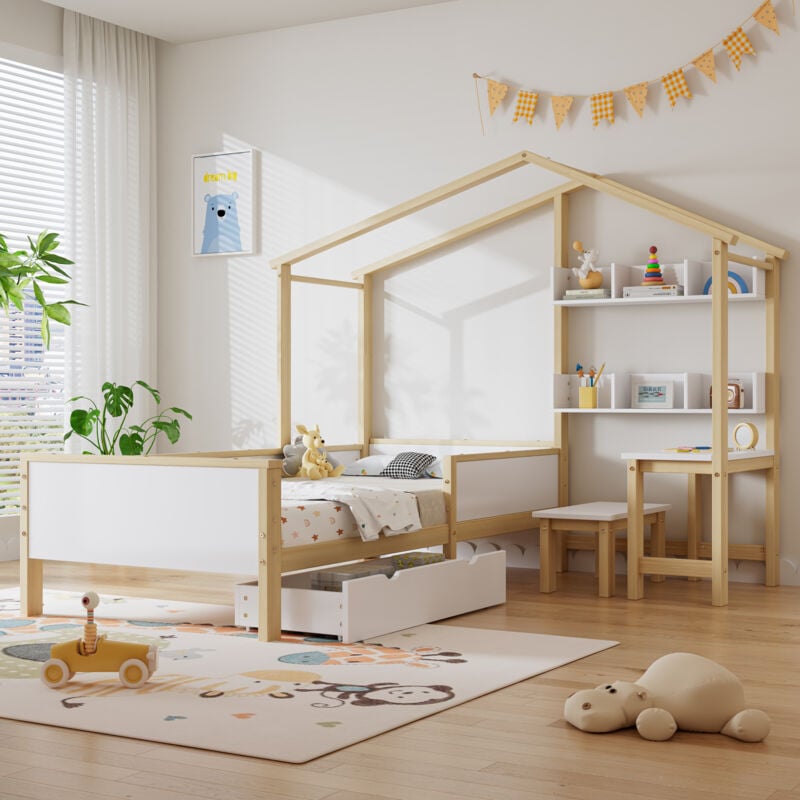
0 231 83 347
64 380 192 455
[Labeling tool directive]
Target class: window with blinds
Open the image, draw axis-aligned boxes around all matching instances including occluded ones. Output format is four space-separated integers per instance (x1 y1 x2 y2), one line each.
0 57 66 515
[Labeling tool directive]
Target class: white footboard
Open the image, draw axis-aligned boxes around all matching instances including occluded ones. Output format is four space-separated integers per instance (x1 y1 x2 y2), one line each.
21 454 284 640
27 460 261 572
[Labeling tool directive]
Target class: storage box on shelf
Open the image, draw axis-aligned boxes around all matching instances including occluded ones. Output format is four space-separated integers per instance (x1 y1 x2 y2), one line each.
234 551 507 642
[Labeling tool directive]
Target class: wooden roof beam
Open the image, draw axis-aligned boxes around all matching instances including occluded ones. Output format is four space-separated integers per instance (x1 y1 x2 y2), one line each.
271 151 530 269
351 180 584 279
520 151 741 247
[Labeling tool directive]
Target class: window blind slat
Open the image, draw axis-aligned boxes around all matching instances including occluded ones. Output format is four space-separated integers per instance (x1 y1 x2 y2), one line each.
0 57 66 515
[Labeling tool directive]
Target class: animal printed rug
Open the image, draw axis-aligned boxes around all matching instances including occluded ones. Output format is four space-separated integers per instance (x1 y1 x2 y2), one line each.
0 607 616 762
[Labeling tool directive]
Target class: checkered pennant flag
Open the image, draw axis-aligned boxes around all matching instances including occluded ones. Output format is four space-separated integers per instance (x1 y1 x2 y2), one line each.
590 92 614 127
661 68 692 107
512 90 539 125
723 27 756 70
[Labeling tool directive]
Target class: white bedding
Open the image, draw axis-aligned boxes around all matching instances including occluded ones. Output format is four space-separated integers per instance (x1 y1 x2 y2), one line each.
281 478 422 541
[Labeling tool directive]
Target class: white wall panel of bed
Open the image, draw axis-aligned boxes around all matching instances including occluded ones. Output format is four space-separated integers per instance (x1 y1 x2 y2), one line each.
455 454 558 520
27 459 261 574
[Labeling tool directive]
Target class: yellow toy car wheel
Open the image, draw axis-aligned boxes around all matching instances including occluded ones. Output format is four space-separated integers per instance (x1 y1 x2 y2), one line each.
119 658 150 689
41 658 73 688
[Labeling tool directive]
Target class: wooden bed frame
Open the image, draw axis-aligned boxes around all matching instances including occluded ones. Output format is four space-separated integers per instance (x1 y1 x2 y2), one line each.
23 149 784 636
20 446 559 641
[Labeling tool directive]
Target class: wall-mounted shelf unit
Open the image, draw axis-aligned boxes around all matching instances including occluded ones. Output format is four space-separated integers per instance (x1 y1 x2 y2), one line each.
553 372 765 413
552 261 765 307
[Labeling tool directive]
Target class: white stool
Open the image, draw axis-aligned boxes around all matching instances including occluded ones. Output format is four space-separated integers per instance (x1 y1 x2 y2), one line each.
532 501 670 597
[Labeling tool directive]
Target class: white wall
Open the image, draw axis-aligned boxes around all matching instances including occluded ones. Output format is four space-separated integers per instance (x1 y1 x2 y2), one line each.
157 0 800 585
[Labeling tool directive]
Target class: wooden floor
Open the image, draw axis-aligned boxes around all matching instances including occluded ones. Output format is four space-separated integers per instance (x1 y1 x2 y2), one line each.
0 560 798 800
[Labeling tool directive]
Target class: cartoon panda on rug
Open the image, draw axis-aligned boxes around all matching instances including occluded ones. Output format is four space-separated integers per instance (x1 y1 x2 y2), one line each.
201 192 241 254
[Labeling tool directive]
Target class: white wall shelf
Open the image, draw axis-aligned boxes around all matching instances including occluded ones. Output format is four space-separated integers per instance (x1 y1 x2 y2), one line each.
552 261 764 306
553 372 764 413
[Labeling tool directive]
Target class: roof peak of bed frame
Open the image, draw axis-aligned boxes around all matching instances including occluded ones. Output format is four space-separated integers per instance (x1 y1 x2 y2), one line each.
269 150 787 276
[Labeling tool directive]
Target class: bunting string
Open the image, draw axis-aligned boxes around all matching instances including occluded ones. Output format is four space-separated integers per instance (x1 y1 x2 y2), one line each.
473 0 787 131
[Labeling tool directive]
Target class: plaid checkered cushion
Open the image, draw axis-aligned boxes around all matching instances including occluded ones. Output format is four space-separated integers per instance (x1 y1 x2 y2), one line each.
380 452 436 479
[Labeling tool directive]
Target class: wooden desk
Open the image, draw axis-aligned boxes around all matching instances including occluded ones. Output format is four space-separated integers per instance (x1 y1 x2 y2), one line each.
623 449 777 606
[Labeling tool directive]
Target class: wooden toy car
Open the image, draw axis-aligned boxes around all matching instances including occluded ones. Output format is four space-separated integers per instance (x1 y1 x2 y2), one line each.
40 591 159 689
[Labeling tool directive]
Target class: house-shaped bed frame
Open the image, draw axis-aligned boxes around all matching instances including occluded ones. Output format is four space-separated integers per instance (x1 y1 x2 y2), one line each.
19 151 787 642
270 150 787 608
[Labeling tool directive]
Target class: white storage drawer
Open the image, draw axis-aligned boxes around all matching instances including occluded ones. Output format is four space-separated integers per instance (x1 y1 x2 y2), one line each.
235 551 506 642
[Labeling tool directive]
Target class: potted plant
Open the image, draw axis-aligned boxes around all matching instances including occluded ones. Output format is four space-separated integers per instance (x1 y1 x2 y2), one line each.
64 380 192 455
0 231 83 347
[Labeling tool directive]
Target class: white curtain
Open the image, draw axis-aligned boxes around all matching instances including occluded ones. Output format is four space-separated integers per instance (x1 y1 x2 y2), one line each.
62 11 156 437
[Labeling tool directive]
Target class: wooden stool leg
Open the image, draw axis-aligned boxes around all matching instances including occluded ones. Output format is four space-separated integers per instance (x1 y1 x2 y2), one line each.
558 530 568 574
650 511 666 583
539 520 557 593
597 521 614 597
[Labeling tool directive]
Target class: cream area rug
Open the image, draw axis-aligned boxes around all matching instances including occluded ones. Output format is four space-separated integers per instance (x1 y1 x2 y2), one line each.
0 595 616 763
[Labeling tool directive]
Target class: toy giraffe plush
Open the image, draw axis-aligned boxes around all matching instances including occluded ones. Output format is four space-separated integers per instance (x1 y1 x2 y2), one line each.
296 424 344 480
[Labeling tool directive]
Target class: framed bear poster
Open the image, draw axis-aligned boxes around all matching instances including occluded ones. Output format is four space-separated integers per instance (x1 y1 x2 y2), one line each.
192 149 254 256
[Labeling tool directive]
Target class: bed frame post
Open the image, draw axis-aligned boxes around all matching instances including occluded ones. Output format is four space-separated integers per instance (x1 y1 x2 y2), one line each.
442 454 457 559
258 459 284 641
19 457 43 616
553 191 571 570
764 256 781 585
359 274 373 457
710 239 729 607
277 264 292 446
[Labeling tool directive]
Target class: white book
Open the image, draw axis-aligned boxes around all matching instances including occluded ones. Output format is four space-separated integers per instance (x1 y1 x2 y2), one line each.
623 284 684 297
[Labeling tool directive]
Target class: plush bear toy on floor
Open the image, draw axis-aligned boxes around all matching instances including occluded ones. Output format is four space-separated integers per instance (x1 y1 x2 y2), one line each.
564 652 770 742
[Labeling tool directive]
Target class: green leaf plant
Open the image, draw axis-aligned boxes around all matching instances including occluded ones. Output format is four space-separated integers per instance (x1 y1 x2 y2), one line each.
64 380 192 455
0 231 85 348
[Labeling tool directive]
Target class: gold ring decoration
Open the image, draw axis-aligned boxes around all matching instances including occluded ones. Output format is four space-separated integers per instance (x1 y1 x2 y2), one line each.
732 422 758 451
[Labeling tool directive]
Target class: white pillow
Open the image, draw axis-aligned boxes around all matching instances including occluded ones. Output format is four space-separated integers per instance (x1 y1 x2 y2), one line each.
424 458 444 478
342 454 393 476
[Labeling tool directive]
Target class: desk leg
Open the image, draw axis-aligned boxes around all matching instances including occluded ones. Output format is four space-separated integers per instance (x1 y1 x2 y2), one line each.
627 459 644 600
711 470 729 607
687 474 701 582
765 465 780 586
649 512 666 583
597 522 614 597
539 520 557 593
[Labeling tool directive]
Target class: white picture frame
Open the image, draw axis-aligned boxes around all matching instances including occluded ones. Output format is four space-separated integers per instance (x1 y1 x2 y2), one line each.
631 380 674 409
192 149 254 256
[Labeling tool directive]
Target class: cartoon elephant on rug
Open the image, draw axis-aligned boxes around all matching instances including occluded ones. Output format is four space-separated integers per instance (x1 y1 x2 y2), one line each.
564 652 770 742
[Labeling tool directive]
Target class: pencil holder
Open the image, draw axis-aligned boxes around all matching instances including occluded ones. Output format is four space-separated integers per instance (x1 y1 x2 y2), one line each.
579 386 598 409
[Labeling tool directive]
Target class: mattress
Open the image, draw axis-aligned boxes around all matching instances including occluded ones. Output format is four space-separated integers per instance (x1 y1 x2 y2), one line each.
281 477 446 548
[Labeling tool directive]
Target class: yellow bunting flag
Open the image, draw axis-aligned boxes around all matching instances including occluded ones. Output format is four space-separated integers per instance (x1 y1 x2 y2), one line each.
487 79 509 115
723 27 756 70
624 82 648 118
550 95 574 130
590 92 614 127
693 50 717 83
754 0 780 34
662 68 692 107
512 90 539 125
